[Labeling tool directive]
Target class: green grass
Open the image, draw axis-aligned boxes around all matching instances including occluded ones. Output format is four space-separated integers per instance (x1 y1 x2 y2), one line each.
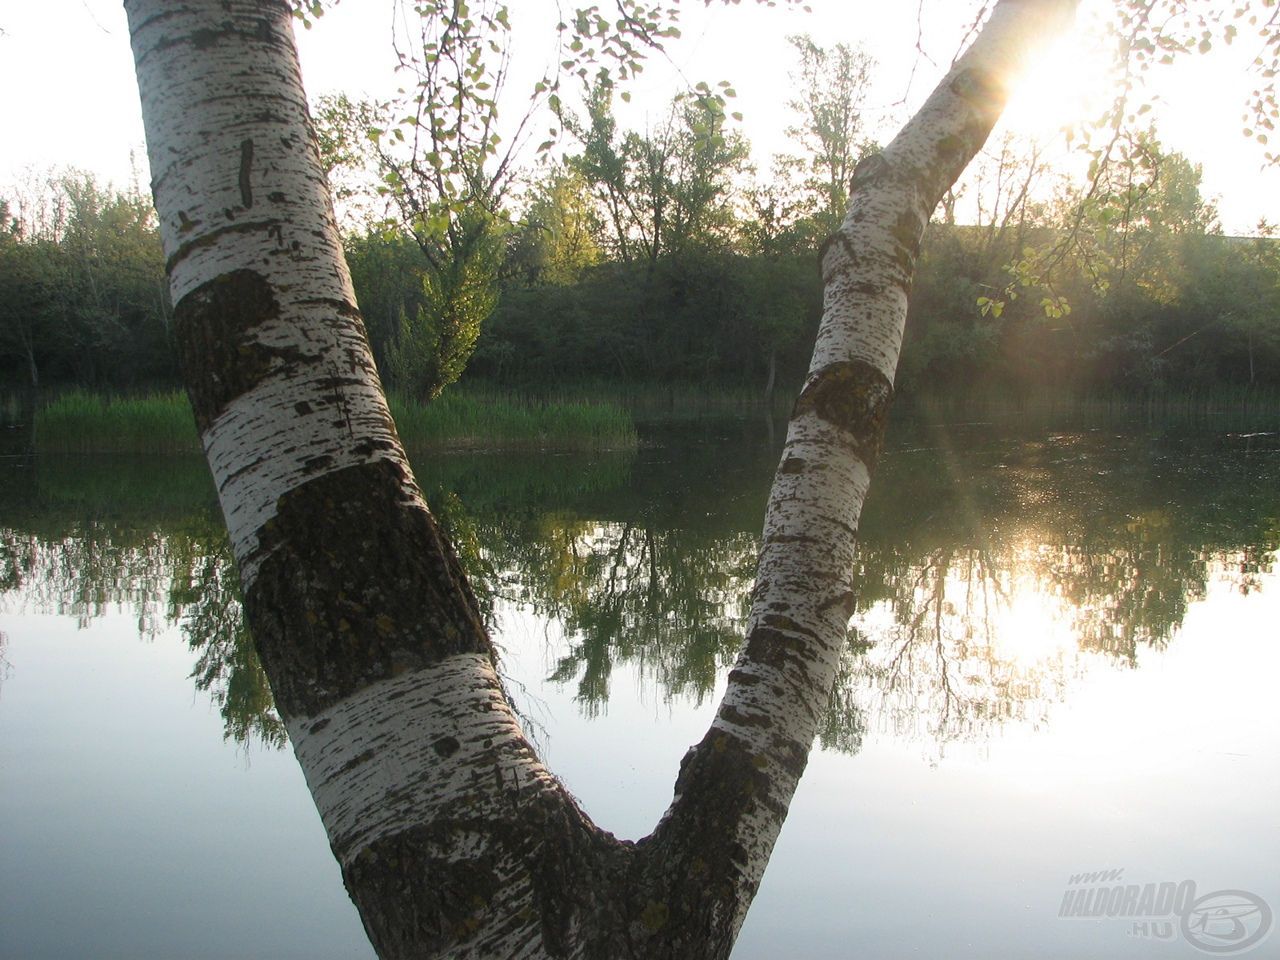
390 389 637 450
36 390 200 454
33 388 636 454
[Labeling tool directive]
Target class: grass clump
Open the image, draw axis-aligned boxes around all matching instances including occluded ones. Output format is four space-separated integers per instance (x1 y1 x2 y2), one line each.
36 390 199 454
390 389 637 451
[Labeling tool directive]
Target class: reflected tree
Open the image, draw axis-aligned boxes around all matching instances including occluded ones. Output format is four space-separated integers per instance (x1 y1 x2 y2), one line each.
2 429 1277 764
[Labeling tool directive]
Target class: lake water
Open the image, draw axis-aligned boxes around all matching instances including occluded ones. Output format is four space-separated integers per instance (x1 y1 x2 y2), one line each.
1 420 1277 959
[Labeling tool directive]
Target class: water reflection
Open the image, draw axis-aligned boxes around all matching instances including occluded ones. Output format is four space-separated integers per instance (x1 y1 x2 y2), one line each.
1 426 1277 754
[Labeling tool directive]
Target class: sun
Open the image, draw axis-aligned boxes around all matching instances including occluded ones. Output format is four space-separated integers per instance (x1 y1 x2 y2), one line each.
992 579 1077 670
997 21 1117 143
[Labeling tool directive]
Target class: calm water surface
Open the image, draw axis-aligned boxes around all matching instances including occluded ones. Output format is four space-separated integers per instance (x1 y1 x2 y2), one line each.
1 421 1277 959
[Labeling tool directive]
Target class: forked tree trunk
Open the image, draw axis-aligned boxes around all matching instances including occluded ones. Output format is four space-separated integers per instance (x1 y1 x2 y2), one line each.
125 1 1076 957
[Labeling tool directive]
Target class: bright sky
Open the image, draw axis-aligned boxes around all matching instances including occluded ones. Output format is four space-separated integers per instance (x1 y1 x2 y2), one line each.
1 0 1276 234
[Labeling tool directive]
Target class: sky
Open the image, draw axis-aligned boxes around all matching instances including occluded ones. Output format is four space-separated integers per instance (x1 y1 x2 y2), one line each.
1 0 1277 234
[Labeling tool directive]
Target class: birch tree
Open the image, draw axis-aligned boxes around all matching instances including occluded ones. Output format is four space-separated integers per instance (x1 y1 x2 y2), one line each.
126 0 1078 956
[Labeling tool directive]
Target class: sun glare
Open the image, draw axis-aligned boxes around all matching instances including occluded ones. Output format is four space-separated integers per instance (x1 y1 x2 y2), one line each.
992 573 1077 670
999 26 1116 142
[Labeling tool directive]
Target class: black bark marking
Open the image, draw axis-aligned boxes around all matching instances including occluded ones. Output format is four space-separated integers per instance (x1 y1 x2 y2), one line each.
244 459 490 718
238 138 254 208
172 268 286 432
164 219 276 274
337 748 376 776
791 359 894 468
720 705 768 729
818 590 856 619
819 231 858 285
760 614 819 641
849 151 888 191
345 830 503 955
890 208 926 279
433 736 461 758
779 457 805 475
342 797 621 960
738 626 809 672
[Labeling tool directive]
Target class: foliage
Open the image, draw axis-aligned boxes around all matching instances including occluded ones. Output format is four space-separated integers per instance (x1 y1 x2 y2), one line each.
8 18 1280 409
777 34 878 236
386 209 506 400
567 80 750 264
0 173 170 393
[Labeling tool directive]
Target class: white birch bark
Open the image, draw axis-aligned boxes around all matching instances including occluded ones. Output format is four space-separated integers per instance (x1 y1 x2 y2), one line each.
126 0 414 588
126 6 595 957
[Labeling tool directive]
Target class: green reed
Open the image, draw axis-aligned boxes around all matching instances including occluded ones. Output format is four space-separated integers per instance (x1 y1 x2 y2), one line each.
36 390 200 454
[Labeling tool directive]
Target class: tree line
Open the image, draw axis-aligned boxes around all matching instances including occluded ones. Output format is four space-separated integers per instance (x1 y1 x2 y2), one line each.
3 35 1277 406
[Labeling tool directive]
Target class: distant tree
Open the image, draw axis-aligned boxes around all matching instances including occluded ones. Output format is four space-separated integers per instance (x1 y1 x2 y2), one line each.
1185 228 1280 386
505 166 602 286
312 0 565 401
777 34 878 237
0 174 168 394
0 203 49 393
569 81 749 266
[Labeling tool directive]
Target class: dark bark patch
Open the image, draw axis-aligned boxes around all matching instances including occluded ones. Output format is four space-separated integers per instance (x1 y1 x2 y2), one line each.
238 138 254 208
891 208 926 278
819 591 856 618
720 705 768 729
637 725 796 957
850 151 888 191
342 796 620 960
244 459 490 718
791 359 894 468
432 736 461 758
760 613 818 641
172 268 285 432
345 829 502 956
738 626 808 672
950 67 1002 106
819 231 859 285
640 900 670 932
779 456 805 475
